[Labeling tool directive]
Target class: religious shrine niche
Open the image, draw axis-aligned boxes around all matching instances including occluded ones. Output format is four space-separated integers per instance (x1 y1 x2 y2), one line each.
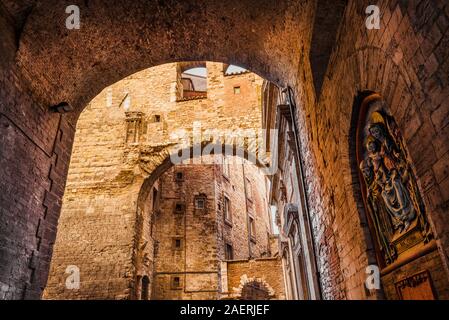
356 93 433 267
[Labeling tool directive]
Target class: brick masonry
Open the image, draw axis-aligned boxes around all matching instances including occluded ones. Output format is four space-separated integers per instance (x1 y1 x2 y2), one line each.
0 0 448 300
42 63 273 299
291 0 449 299
149 157 275 300
225 258 285 300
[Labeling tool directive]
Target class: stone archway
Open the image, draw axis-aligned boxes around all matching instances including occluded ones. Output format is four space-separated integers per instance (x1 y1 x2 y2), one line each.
1 0 349 299
240 280 272 300
132 149 270 300
232 275 276 300
14 0 314 113
4 0 446 302
40 61 276 300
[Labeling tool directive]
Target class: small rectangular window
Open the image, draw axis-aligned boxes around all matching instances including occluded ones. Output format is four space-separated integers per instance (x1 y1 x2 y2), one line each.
246 178 253 200
154 114 161 122
233 86 241 94
173 238 182 250
171 276 181 289
223 156 230 178
174 202 185 214
224 197 232 224
225 243 234 260
152 188 159 211
175 171 184 182
249 216 256 242
195 197 205 209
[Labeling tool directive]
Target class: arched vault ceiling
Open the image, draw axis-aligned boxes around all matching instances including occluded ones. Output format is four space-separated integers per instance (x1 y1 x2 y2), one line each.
14 0 315 112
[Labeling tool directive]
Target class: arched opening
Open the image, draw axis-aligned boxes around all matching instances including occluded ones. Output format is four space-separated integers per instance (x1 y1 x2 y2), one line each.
178 62 208 100
240 280 271 300
352 92 443 300
2 0 447 302
42 62 288 300
135 153 278 300
141 276 150 300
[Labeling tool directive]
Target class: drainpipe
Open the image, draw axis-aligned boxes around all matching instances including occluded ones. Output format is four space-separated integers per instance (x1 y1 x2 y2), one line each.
283 86 323 300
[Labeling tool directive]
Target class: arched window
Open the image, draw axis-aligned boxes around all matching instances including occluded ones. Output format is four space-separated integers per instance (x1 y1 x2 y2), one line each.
179 63 207 100
240 280 270 300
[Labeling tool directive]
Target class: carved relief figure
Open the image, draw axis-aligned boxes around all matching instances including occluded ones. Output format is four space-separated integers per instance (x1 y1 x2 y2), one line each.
358 96 432 265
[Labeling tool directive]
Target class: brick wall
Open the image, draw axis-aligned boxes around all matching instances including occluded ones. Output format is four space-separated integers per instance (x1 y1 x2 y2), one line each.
290 0 449 299
0 5 76 299
224 258 285 300
1 0 448 300
151 157 274 300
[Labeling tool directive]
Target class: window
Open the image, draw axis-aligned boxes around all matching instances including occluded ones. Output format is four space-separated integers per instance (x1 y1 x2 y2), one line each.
125 112 143 144
249 216 256 242
240 281 270 300
179 65 207 100
267 232 271 255
195 197 205 209
175 171 184 182
152 188 158 212
290 224 298 247
225 243 234 260
173 238 182 250
224 65 247 75
224 196 232 224
246 178 253 200
154 114 161 122
171 276 181 289
174 202 185 214
223 156 230 178
233 86 241 94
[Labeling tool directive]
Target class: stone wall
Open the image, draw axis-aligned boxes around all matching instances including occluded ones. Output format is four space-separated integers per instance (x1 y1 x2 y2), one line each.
151 163 219 300
150 156 274 300
0 3 76 299
43 63 267 299
291 0 449 299
224 258 285 300
1 0 448 300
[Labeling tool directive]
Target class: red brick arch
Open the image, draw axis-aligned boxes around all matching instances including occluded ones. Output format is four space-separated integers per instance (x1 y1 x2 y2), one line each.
15 0 313 116
2 0 321 299
7 0 446 302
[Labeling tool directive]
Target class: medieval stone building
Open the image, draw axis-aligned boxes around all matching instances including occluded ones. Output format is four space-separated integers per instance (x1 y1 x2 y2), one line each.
40 62 285 299
1 0 449 300
147 157 283 300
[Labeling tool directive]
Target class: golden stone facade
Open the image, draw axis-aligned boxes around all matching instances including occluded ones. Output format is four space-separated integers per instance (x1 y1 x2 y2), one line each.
43 62 285 300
